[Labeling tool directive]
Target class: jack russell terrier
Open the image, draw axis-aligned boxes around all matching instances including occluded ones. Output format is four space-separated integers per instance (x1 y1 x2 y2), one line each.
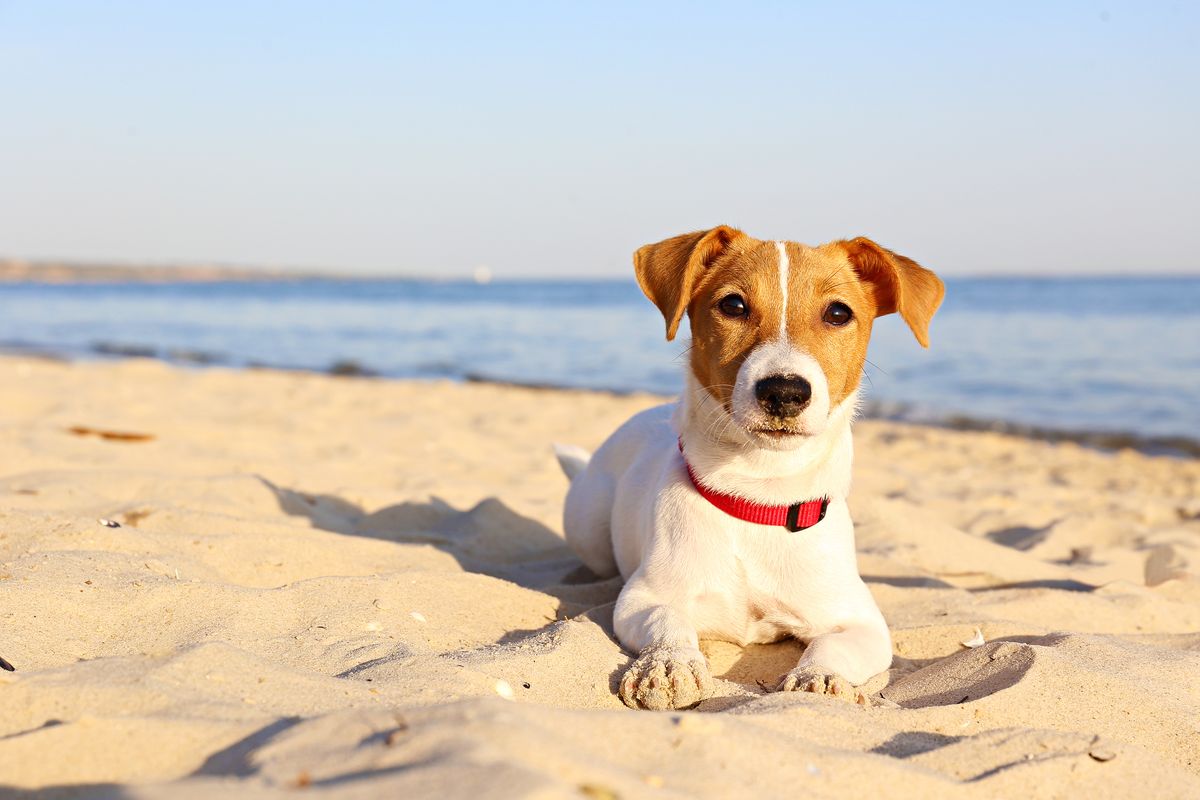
556 227 944 710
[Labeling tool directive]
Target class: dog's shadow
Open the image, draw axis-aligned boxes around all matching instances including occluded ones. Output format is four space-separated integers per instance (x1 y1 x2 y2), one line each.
267 479 823 702
264 480 621 618
703 639 807 688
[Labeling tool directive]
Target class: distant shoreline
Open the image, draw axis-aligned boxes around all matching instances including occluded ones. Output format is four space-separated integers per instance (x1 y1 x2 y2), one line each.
3 258 1199 284
0 259 331 284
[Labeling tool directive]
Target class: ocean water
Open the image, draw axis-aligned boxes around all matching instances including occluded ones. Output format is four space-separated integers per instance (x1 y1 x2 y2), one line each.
1 277 1197 446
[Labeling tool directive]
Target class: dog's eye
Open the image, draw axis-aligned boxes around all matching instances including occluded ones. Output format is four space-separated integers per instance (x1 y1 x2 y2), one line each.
823 302 853 326
717 294 749 318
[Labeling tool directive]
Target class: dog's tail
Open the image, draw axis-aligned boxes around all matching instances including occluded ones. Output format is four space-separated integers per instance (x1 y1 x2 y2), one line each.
553 443 591 481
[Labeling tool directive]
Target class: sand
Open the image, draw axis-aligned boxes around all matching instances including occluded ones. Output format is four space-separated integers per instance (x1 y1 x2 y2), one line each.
1 354 1198 798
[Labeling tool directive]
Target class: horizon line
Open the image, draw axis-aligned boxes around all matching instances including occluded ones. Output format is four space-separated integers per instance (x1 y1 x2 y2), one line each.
2 255 1199 283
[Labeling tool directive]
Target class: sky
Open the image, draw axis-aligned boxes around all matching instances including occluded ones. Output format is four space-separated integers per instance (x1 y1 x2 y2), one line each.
1 1 1197 278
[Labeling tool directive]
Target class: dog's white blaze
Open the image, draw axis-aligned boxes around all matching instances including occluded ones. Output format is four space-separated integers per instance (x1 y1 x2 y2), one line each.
775 241 789 340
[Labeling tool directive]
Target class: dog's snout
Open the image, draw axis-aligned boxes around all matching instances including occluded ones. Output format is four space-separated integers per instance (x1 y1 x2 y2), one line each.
754 375 812 418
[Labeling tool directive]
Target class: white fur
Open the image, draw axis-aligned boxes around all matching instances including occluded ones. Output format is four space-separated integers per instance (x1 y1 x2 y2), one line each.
560 255 892 708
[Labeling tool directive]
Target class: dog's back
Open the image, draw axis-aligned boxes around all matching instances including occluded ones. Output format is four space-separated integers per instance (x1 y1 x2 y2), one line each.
559 404 678 579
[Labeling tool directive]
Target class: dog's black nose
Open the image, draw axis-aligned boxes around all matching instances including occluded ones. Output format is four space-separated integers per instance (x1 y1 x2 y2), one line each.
755 375 812 418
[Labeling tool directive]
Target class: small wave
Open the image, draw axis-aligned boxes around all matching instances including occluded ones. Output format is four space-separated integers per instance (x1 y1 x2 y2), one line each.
327 359 380 377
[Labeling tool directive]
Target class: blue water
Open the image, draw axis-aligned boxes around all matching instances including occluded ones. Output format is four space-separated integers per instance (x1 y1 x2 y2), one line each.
1 277 1197 442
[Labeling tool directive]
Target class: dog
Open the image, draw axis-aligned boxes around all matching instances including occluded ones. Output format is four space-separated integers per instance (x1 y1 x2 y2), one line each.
555 227 944 710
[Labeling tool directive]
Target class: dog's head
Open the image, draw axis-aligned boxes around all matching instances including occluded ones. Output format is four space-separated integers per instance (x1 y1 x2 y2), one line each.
635 227 944 448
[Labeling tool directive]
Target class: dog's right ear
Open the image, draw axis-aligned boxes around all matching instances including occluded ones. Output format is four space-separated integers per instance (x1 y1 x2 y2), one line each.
839 237 944 348
634 226 744 341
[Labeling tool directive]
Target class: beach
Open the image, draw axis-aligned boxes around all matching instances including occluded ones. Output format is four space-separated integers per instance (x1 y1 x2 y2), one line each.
1 353 1199 797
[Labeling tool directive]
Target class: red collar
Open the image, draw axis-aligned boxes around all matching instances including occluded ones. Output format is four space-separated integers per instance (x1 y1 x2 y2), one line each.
679 439 828 532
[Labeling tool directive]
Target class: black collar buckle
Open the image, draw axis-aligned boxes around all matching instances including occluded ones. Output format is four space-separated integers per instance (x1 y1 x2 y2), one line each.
785 498 830 532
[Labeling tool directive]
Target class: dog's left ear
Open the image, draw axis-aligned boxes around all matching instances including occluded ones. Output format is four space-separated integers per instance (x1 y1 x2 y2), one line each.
840 237 945 348
634 226 744 341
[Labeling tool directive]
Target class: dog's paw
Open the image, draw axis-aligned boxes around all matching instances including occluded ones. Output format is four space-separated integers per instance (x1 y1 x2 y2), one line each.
619 646 714 711
777 667 870 706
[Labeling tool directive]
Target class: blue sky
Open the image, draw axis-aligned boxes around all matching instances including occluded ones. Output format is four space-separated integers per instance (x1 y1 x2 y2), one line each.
1 1 1197 277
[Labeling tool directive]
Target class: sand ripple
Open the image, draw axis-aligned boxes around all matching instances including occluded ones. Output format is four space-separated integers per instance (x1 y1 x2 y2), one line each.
1 356 1198 796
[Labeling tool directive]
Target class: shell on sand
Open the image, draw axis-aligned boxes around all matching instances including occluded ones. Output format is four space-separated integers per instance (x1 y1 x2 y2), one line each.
961 628 986 648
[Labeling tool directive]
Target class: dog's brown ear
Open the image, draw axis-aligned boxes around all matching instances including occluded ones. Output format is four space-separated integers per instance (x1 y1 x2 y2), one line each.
634 226 744 340
840 237 945 348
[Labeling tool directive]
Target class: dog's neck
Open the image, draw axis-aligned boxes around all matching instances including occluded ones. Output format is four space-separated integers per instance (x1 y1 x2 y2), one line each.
673 371 857 505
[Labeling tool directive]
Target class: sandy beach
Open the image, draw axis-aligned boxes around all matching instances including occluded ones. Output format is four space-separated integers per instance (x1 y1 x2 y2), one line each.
1 353 1198 798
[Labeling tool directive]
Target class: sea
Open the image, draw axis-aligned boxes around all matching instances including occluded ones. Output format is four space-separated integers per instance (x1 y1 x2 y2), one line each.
1 276 1197 453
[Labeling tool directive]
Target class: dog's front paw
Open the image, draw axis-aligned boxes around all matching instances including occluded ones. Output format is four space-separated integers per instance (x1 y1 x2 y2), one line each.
777 667 870 706
619 645 714 711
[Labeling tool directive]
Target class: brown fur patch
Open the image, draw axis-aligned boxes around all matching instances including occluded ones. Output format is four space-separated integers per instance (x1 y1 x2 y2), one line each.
634 229 944 409
837 237 945 348
634 226 744 341
688 240 879 407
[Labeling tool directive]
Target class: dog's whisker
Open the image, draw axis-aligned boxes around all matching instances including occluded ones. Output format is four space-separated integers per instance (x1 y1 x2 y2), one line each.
818 265 845 295
673 343 697 363
822 279 859 295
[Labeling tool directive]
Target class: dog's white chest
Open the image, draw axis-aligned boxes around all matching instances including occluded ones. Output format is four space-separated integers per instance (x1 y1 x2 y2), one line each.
691 586 810 646
682 524 835 647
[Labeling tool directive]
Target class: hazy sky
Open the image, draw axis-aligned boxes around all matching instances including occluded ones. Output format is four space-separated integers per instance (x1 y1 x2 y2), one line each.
2 1 1197 277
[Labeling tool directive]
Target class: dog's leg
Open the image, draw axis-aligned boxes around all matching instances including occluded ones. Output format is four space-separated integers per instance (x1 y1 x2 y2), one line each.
777 622 892 706
613 576 714 711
